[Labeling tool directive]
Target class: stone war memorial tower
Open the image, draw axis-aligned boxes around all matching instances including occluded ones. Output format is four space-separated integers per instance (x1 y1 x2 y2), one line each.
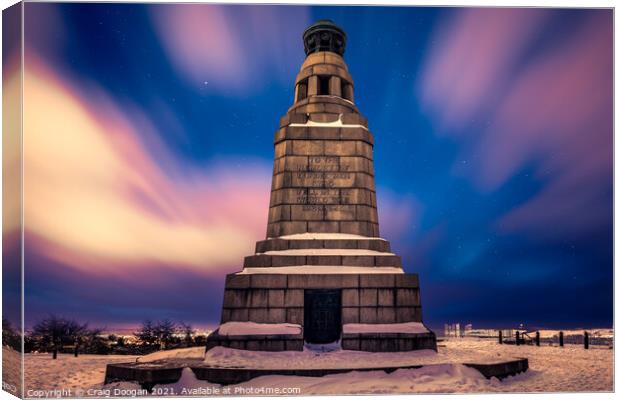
206 20 437 353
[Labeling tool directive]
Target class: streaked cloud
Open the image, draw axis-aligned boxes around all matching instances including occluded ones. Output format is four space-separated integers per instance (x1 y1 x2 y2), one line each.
419 8 548 132
150 4 311 94
21 53 271 274
377 187 420 241
3 56 22 242
488 16 612 237
418 10 612 238
151 5 246 91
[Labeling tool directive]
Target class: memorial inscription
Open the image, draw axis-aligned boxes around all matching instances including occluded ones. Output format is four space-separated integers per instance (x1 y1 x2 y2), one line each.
307 189 340 204
309 156 339 171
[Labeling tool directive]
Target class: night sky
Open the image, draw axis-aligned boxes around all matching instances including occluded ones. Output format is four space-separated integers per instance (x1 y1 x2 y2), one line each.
4 4 612 331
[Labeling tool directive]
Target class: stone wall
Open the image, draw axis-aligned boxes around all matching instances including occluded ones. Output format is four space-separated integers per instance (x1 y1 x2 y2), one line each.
205 333 304 352
267 111 381 238
342 331 437 352
255 237 391 253
220 273 422 326
264 50 383 239
243 253 402 268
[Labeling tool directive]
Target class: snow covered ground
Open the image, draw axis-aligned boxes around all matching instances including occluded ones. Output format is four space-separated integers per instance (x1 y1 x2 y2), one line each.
203 346 441 370
23 352 136 395
435 338 613 393
2 346 21 396
136 347 205 363
18 337 613 396
532 328 614 339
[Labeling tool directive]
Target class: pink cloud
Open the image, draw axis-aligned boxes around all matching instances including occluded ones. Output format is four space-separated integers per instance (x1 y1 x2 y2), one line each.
418 10 612 238
3 54 22 246
21 51 271 274
150 4 311 94
483 15 612 237
377 188 421 240
478 15 612 190
151 5 247 92
419 8 548 132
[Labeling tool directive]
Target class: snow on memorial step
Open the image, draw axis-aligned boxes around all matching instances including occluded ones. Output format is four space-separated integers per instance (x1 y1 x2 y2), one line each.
239 266 404 274
218 322 302 336
343 322 429 334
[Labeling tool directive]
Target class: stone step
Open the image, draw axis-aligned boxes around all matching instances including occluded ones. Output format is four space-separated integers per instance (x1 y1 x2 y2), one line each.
243 253 402 268
192 355 527 384
104 354 528 388
255 237 391 253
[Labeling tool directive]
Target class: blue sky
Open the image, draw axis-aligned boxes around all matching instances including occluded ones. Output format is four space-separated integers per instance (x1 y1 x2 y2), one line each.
4 4 612 331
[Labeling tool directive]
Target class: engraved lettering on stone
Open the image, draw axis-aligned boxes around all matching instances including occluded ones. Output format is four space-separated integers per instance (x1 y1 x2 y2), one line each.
324 172 353 188
308 189 339 204
309 156 339 172
296 171 322 186
295 189 307 203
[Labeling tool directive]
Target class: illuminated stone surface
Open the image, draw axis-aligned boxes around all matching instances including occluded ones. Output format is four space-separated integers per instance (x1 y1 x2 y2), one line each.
207 20 436 352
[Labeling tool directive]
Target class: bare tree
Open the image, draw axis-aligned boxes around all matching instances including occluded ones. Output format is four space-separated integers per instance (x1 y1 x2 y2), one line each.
2 318 20 350
153 319 176 350
135 319 178 350
80 326 107 355
134 320 156 347
178 322 195 347
31 316 88 359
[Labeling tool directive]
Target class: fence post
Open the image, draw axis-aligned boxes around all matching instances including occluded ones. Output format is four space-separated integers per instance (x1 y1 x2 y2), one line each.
499 330 503 344
584 331 589 349
559 331 564 347
536 331 540 347
516 331 520 346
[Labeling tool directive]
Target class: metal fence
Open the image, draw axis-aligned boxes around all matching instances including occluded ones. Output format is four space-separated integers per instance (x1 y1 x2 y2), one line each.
443 325 613 348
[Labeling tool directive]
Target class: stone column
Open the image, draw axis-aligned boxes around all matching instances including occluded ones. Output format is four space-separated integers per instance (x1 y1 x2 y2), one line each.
343 83 354 102
308 76 319 96
329 76 341 97
298 82 307 102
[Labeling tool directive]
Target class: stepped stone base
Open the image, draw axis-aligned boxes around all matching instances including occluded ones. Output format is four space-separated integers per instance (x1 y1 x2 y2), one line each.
204 330 437 353
192 357 528 385
105 357 528 389
206 270 436 352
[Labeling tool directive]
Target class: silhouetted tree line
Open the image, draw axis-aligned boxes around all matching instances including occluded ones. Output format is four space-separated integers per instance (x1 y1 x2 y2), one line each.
5 315 207 359
3 318 21 351
27 315 107 358
132 319 204 353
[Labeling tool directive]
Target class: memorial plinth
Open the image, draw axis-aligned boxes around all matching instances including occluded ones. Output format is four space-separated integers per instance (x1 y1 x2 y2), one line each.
206 20 437 353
